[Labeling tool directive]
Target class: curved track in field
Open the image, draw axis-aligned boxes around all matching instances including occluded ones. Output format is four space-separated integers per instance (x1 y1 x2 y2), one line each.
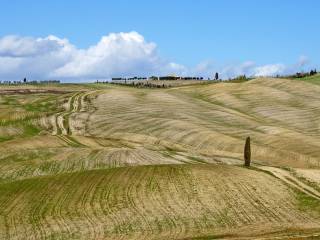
52 92 83 136
50 91 98 146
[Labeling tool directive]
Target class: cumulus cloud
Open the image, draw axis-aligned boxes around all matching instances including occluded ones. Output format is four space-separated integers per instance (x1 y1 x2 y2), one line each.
0 35 75 80
0 32 312 81
53 32 159 78
0 32 184 81
0 35 62 57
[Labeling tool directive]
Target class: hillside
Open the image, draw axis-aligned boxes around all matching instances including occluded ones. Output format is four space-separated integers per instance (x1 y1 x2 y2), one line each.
1 164 320 240
293 73 320 86
0 78 320 239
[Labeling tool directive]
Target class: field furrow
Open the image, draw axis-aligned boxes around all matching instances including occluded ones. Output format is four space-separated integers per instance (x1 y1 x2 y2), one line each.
0 165 319 239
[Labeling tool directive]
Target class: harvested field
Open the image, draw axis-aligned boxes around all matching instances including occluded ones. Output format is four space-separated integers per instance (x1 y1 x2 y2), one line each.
82 78 320 168
1 78 320 239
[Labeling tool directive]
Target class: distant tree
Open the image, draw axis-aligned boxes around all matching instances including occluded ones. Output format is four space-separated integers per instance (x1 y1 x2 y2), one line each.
23 78 27 83
232 75 247 82
309 69 318 76
244 136 251 167
215 72 219 80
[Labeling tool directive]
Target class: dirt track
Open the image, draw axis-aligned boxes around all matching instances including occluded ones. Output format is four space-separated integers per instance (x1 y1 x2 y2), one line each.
259 166 320 200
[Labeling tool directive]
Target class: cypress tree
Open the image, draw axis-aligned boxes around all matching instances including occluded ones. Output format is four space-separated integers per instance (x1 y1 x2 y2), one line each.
215 72 219 80
244 136 251 167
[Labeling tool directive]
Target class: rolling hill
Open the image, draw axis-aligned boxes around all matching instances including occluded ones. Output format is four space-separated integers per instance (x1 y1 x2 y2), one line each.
0 78 320 239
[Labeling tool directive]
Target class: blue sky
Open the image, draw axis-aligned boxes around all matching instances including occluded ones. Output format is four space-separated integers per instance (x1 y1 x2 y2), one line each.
0 0 319 81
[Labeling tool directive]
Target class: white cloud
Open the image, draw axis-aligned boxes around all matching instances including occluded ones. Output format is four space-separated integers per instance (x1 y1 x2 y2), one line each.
0 34 75 80
0 32 184 81
0 32 313 81
253 63 286 77
52 32 159 78
0 35 61 57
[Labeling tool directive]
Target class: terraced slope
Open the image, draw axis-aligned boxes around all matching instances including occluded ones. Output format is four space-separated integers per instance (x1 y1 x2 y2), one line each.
1 164 319 240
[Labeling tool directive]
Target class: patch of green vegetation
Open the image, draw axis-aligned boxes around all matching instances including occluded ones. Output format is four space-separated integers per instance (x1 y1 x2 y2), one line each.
0 123 40 140
24 101 55 113
0 96 20 106
293 74 320 85
0 94 65 127
295 190 320 216
1 94 61 113
0 152 57 182
0 93 72 141
23 124 40 136
0 136 14 142
29 94 67 114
